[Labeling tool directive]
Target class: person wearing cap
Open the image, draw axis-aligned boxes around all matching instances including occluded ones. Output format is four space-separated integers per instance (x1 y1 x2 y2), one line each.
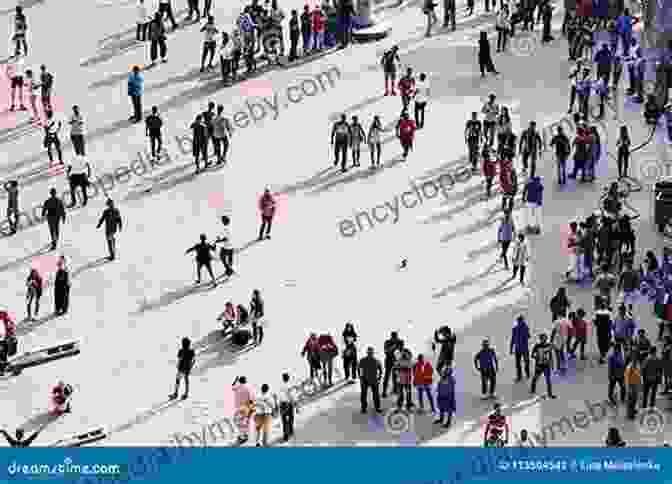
97 199 123 261
67 155 92 208
358 347 382 413
41 188 66 251
474 339 498 399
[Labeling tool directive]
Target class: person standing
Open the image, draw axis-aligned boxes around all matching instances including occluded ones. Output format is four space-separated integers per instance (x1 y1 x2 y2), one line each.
474 339 498 399
434 367 456 427
215 215 234 276
481 94 499 146
39 65 53 113
530 333 556 398
96 199 123 261
540 1 553 42
212 105 232 165
522 176 543 234
200 16 219 72
145 106 163 159
549 125 570 185
413 354 435 414
512 232 529 284
465 112 483 172
201 101 216 165
518 121 542 176
396 110 417 160
423 0 438 37
258 188 276 241
358 347 383 413
496 5 510 52
203 0 213 18
275 373 298 442
478 31 499 78
642 347 662 409
67 105 86 157
67 155 91 208
149 12 168 65
608 343 626 405
337 0 355 47
23 69 39 123
616 125 631 179
394 349 414 409
53 256 70 315
497 211 515 269
331 114 351 171
398 67 415 111
433 326 456 374
137 0 151 41
594 298 613 364
190 114 207 172
25 268 43 321
187 0 201 21
185 234 217 285
7 55 25 112
4 181 19 235
254 384 276 447
414 73 429 129
342 326 358 383
380 46 400 96
382 331 404 397
158 0 179 29
367 115 383 169
250 289 264 344
311 6 326 51
510 315 530 382
12 6 28 56
127 66 144 123
170 337 195 400
624 358 641 419
300 5 312 54
289 9 300 61
232 376 255 444
443 0 456 30
42 188 66 251
349 115 365 168
43 110 63 165
219 32 233 84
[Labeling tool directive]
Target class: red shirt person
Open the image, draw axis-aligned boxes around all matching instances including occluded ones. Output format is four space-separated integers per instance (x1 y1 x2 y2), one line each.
397 68 416 109
257 188 276 241
397 112 417 160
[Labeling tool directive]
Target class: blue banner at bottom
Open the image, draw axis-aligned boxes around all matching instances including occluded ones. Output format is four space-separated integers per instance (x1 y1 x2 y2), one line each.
0 448 668 483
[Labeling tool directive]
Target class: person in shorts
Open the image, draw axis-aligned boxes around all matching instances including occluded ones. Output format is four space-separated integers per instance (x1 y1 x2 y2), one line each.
8 57 25 112
169 337 195 400
381 45 400 96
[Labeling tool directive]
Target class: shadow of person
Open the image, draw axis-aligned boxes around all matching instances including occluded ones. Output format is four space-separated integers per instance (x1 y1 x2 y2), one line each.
108 399 182 435
0 244 52 273
20 410 61 434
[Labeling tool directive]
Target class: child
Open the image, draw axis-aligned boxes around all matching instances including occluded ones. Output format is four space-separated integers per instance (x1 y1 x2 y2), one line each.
170 337 195 400
25 268 42 321
512 232 529 284
350 115 366 168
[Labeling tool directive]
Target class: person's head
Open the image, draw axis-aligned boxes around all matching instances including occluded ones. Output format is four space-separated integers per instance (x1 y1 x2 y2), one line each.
16 6 22 15
15 428 24 440
291 8 298 15
367 346 374 356
417 354 424 362
517 232 524 242
482 338 489 349
489 93 496 102
352 115 358 124
493 402 502 415
402 110 409 119
195 114 202 122
282 372 290 382
208 101 215 111
46 110 53 119
40 64 46 72
200 233 206 241
391 331 398 339
601 263 610 274
520 429 528 441
570 221 577 232
25 69 32 78
471 111 478 120
539 333 547 343
207 15 214 23
529 121 536 129
517 315 525 324
133 65 140 73
49 187 57 197
106 198 114 208
607 426 621 442
226 301 233 308
620 124 628 137
624 8 630 16
577 308 586 319
239 376 247 384
181 337 191 349
419 73 426 81
618 304 626 317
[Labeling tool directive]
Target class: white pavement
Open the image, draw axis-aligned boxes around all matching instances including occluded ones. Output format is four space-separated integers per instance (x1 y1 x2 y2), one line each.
0 0 670 448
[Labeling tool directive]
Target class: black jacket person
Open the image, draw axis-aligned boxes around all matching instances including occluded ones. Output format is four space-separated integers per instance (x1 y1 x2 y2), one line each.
41 188 66 250
331 114 351 172
185 234 217 285
97 199 122 261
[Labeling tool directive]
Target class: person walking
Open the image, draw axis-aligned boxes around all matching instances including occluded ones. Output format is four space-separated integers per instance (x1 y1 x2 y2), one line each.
201 101 216 165
474 339 498 399
169 337 195 400
443 0 456 30
232 376 255 444
382 331 404 397
25 268 43 321
212 105 232 164
398 67 415 112
136 0 151 41
530 333 556 398
396 110 417 160
275 373 298 442
594 298 613 364
342 326 358 383
549 125 570 185
518 121 542 176
203 0 213 18
522 175 543 234
158 0 179 29
42 188 66 250
478 31 499 78
214 215 234 277
394 348 414 409
53 256 70 315
96 199 123 261
481 94 499 147
190 114 207 172
358 347 383 413
414 73 429 129
642 347 663 408
433 326 456 374
511 233 529 284
43 110 63 165
413 354 435 414
331 114 351 171
608 343 626 405
67 155 91 208
39 65 53 113
465 112 483 171
187 0 202 21
258 188 276 241
200 16 219 72
11 6 27 56
250 289 264 344
624 357 642 419
6 54 25 112
616 125 631 179
24 69 40 123
185 234 217 285
289 9 300 61
511 315 530 381
349 115 365 168
482 147 497 198
127 66 144 123
4 181 19 235
367 115 383 169
145 106 163 159
254 384 276 447
497 211 515 269
220 33 234 84
68 106 86 157
149 12 168 65
423 0 438 37
496 5 510 52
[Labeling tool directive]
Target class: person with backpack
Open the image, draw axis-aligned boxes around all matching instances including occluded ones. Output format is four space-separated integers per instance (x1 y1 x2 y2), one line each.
549 125 571 185
381 46 400 96
331 114 351 172
96 199 123 261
